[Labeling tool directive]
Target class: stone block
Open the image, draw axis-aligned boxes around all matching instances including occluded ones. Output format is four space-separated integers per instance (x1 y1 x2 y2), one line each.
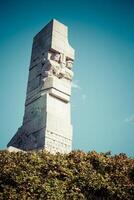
43 76 71 95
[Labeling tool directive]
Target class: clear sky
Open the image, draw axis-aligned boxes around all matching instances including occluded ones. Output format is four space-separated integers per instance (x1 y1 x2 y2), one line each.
0 0 134 156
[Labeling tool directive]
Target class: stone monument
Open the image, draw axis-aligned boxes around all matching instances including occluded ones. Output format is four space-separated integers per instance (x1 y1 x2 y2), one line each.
7 19 75 153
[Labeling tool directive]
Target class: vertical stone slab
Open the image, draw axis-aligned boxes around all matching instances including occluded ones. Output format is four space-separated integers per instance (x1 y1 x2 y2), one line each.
7 19 75 153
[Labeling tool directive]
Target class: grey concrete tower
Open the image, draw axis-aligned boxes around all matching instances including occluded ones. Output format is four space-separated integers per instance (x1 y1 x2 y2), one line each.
7 19 75 153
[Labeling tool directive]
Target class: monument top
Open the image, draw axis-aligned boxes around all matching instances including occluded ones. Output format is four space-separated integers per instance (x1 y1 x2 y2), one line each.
34 19 68 38
32 19 74 61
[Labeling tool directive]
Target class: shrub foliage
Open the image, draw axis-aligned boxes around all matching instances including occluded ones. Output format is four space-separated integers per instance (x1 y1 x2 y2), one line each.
0 150 134 200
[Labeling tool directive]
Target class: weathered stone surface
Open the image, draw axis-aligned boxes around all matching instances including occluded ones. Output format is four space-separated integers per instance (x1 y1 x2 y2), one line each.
7 19 75 153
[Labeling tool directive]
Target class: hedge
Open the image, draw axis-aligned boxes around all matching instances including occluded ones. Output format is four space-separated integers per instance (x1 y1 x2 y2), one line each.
0 150 134 200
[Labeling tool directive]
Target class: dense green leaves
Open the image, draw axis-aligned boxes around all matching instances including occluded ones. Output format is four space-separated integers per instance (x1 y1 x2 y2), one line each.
0 150 133 200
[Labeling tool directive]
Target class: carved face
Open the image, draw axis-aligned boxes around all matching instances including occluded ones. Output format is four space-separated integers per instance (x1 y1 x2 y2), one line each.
51 52 60 62
66 60 73 69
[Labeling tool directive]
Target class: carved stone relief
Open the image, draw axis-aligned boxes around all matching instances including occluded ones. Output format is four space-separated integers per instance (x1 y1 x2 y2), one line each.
41 51 74 81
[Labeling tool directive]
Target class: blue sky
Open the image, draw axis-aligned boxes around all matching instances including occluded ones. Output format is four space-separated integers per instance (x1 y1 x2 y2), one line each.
0 0 134 156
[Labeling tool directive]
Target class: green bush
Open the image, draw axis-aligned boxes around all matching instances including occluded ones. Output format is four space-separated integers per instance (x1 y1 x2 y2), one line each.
0 150 134 200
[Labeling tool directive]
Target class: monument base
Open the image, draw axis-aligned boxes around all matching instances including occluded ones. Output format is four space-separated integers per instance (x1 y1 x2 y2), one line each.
7 78 72 153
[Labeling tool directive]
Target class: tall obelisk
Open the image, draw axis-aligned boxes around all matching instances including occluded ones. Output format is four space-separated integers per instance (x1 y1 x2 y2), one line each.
7 19 75 153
